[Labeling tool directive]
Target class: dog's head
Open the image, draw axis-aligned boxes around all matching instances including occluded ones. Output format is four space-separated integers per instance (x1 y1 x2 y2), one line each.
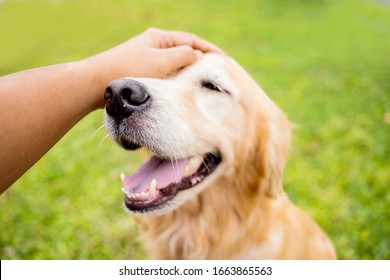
104 53 291 215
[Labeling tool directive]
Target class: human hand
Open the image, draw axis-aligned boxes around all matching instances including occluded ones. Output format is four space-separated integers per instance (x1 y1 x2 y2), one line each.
0 28 223 192
84 28 224 81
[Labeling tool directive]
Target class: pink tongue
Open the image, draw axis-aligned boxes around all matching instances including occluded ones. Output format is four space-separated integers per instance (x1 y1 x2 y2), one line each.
122 156 189 193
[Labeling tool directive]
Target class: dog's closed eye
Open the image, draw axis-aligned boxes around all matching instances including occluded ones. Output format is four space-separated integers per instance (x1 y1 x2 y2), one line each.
201 81 229 94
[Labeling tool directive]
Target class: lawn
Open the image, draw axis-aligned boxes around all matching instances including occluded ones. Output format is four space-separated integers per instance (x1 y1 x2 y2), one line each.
0 0 389 260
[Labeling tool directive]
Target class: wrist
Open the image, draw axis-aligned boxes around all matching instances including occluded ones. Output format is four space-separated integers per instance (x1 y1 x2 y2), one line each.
72 57 108 110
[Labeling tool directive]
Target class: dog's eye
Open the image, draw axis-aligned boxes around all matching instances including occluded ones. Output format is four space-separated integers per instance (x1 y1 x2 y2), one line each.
201 81 222 92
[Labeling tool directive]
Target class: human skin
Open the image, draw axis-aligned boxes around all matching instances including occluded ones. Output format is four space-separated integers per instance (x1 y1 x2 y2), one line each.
0 28 223 194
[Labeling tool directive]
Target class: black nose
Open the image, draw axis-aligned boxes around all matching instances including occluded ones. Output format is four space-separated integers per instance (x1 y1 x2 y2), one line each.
104 79 150 124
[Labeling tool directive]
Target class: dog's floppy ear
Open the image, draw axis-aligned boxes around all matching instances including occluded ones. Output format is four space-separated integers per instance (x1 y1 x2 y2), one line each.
257 109 291 198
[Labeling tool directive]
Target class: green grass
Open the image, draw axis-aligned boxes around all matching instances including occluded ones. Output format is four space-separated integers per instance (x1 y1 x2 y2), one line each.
1 0 389 259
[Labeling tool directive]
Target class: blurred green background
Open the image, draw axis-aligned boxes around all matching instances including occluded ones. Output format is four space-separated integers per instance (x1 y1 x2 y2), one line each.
0 0 389 260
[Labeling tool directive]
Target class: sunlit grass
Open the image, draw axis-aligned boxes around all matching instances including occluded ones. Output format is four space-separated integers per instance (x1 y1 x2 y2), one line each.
1 0 389 259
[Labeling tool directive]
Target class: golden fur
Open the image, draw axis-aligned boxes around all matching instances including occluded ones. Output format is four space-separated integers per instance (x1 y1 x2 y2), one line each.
108 54 337 259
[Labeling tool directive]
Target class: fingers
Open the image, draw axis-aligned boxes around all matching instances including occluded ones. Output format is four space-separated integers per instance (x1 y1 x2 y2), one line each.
158 46 203 76
146 28 224 54
166 30 224 54
106 28 224 79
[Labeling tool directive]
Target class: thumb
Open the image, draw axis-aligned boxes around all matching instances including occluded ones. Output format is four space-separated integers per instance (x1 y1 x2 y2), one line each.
160 46 203 76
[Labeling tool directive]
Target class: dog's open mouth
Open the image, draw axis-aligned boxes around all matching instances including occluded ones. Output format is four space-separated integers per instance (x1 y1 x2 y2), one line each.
120 152 221 213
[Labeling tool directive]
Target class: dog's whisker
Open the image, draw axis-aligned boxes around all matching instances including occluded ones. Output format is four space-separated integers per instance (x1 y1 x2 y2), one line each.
89 124 106 142
165 141 178 172
202 158 211 174
97 133 112 148
108 142 117 152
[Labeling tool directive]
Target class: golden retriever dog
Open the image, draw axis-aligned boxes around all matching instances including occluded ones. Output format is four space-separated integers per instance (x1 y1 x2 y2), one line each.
104 53 337 259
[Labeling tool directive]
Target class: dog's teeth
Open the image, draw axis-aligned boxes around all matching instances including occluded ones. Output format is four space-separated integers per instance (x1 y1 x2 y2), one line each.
184 165 191 175
191 156 203 167
124 180 157 200
183 162 191 175
149 179 157 195
191 176 203 185
184 156 203 175
140 192 148 198
120 173 126 183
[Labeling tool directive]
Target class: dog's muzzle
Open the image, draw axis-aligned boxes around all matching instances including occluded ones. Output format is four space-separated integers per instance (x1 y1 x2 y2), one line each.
104 78 150 125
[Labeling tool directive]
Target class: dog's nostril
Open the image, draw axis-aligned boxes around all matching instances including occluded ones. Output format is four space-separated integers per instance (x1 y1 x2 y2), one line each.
104 86 113 102
121 88 132 104
105 79 149 121
121 86 149 106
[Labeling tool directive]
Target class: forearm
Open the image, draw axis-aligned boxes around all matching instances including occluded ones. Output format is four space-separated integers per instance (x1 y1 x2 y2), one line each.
0 28 222 194
0 61 105 193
